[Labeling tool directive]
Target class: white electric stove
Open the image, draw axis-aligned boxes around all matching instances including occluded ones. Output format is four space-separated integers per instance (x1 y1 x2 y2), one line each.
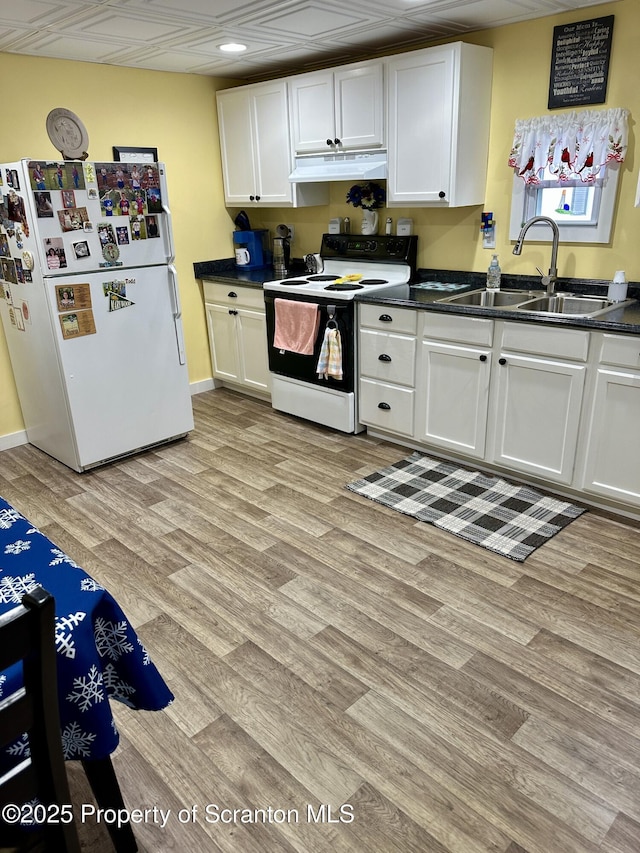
263 233 417 433
263 234 416 300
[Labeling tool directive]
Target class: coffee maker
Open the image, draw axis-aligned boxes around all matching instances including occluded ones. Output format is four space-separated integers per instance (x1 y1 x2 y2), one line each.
233 229 268 269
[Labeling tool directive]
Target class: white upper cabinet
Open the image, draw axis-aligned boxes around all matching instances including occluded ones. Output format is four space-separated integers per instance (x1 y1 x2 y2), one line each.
386 42 493 207
216 80 327 208
289 61 385 154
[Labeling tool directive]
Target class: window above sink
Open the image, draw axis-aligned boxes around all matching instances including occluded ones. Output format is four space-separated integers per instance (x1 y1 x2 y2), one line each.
509 163 620 245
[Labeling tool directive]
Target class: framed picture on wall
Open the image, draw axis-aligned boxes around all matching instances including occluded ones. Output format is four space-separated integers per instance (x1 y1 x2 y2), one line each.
112 146 158 163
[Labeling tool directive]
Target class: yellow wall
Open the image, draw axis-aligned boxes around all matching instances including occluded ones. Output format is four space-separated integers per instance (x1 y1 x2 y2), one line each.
0 54 238 440
1 0 637 442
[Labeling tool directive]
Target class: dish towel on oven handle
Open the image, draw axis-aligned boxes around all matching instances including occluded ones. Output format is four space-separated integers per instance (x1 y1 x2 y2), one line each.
274 298 320 355
316 326 343 380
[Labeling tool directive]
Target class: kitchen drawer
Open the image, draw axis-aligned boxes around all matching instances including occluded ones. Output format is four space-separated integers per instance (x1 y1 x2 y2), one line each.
359 378 414 436
501 322 589 361
359 329 416 386
422 312 493 346
359 304 417 334
597 333 640 369
203 280 265 310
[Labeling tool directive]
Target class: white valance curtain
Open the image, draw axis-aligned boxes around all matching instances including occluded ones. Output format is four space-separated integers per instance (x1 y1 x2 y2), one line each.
508 107 629 184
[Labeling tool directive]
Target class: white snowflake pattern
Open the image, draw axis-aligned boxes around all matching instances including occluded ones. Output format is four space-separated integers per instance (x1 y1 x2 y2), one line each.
94 617 134 661
6 733 30 758
103 663 136 706
66 664 105 712
138 637 151 666
0 674 5 699
4 539 32 555
61 721 96 758
0 507 22 529
80 577 105 592
0 573 38 604
49 547 80 568
55 611 87 660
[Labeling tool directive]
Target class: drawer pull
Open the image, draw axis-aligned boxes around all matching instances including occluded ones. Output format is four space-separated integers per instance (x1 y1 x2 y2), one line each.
499 357 507 366
479 354 487 362
228 291 238 298
228 309 238 315
379 314 393 322
378 402 391 410
378 353 392 362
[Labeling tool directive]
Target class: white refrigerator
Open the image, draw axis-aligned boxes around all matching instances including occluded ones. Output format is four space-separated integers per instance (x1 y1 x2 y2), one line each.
0 158 193 472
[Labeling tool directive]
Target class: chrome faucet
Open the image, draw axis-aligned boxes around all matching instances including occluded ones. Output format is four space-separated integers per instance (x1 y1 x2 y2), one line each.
512 216 560 295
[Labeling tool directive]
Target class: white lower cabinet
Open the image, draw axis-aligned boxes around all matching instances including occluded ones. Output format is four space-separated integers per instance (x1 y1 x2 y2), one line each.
358 305 417 436
488 353 587 484
203 282 270 396
415 314 493 459
487 322 588 485
579 333 640 507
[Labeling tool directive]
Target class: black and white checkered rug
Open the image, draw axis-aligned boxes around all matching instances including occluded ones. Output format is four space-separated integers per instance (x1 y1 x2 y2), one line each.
346 452 586 562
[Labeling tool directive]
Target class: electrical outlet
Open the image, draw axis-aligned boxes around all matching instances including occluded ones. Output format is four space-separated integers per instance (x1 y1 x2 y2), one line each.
284 224 294 241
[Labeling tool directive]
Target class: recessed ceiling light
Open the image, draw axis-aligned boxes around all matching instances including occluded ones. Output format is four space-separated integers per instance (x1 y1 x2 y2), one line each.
219 43 247 53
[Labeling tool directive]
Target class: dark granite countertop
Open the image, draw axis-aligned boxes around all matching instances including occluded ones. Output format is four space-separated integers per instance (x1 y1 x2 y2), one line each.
194 260 640 335
357 269 640 335
193 258 306 287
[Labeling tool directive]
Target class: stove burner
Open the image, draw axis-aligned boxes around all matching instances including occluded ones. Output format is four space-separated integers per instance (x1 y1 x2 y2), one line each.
307 274 338 281
280 279 308 286
359 279 388 286
324 283 363 291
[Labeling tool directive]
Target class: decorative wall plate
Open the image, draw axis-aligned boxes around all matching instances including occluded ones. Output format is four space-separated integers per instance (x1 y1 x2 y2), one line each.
46 108 89 160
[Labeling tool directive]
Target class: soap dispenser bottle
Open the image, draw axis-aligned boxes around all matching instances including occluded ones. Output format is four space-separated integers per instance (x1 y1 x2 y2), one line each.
487 254 501 290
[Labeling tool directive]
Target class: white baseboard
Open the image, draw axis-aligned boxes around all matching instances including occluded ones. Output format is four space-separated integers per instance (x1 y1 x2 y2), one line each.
0 429 28 451
190 378 216 395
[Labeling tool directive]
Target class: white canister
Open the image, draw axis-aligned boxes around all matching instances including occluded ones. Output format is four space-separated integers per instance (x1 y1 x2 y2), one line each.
607 270 628 302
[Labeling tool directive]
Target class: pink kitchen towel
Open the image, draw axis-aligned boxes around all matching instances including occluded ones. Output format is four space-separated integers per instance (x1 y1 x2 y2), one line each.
273 298 320 355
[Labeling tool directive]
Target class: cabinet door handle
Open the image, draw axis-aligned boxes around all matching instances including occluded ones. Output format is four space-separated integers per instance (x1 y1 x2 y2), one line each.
379 314 393 322
228 291 237 298
438 191 446 199
249 195 255 201
326 138 333 146
378 353 392 362
255 195 261 201
228 309 238 315
378 402 391 410
479 354 487 362
499 357 507 366
334 138 341 146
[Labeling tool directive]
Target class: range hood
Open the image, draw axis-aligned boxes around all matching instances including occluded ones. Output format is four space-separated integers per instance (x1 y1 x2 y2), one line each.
289 151 387 183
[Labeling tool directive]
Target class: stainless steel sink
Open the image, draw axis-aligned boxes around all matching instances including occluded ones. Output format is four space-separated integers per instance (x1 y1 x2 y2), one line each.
435 288 545 308
435 288 635 319
515 293 635 318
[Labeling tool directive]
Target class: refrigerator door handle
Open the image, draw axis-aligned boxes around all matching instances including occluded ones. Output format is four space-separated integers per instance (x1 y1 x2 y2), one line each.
168 264 186 365
158 163 176 263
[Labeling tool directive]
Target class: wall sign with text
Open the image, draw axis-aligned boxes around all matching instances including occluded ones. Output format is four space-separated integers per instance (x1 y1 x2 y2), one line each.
548 15 614 109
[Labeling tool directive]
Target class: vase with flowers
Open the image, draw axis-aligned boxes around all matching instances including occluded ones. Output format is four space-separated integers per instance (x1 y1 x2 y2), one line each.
346 181 386 235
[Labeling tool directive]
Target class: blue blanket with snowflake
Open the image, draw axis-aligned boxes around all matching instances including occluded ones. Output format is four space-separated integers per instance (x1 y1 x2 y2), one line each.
0 496 174 764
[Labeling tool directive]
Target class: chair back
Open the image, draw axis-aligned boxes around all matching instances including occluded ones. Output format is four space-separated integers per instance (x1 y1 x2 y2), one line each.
0 586 81 852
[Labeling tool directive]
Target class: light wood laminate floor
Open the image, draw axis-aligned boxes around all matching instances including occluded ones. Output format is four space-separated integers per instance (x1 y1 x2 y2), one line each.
2 388 640 853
